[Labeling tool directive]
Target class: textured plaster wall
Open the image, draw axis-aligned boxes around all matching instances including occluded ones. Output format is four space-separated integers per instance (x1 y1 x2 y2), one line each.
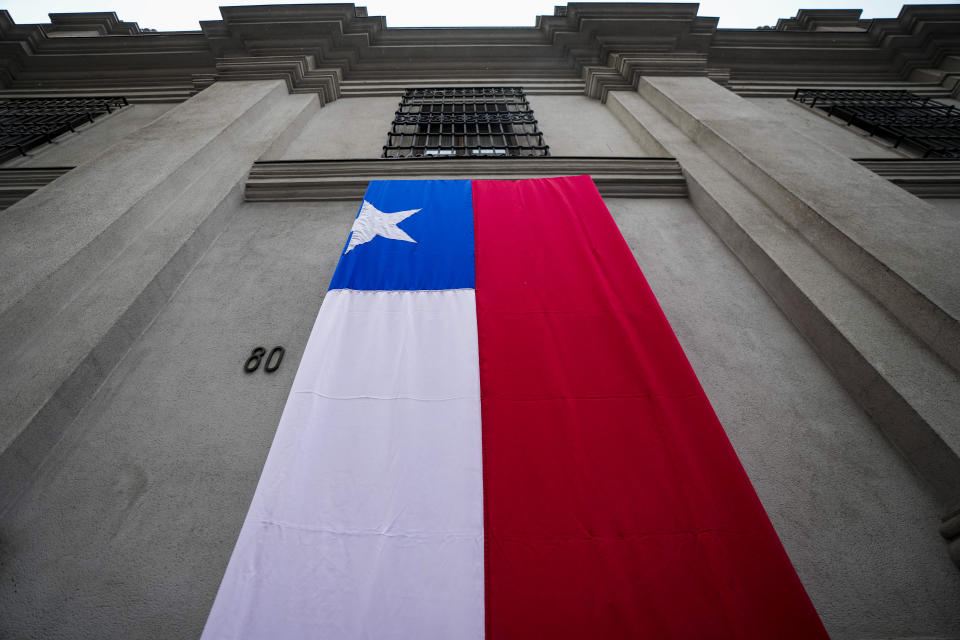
527 94 654 156
268 95 399 159
2 192 958 638
0 197 359 639
3 103 176 168
265 93 654 160
0 81 315 502
748 97 902 159
930 198 960 216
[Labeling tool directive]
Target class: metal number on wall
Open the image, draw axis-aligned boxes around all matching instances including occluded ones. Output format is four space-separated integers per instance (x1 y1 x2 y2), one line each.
244 346 285 374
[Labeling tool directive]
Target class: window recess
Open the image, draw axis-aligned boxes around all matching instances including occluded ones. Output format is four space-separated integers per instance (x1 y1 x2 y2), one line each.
0 96 129 164
793 88 960 159
383 87 549 159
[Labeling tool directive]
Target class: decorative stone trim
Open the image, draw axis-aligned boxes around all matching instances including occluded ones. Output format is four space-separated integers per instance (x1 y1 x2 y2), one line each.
244 157 687 201
856 158 960 197
2 4 960 103
200 55 342 105
0 166 71 209
341 79 585 98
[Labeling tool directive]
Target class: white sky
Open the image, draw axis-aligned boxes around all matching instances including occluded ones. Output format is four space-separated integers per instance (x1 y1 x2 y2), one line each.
3 0 958 31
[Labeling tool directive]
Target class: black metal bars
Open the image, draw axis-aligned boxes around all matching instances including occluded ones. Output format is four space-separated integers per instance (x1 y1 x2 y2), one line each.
383 87 549 159
0 96 129 164
793 88 960 159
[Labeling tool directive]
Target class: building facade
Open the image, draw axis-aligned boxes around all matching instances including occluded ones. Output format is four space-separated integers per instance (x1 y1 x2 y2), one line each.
1 3 960 637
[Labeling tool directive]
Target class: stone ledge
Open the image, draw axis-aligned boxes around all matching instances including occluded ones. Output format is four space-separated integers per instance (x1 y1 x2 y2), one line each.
728 81 955 99
857 158 960 198
340 78 585 98
244 157 687 201
0 167 71 209
0 87 196 103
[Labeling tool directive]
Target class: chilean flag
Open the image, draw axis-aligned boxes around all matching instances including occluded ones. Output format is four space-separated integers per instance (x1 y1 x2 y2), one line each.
202 176 827 638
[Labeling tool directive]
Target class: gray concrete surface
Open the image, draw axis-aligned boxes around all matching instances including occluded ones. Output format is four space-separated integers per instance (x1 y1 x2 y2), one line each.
0 81 317 512
747 98 902 159
2 103 176 169
608 88 960 515
2 194 959 638
0 81 292 321
931 198 960 216
0 198 360 639
527 94 653 156
268 95 398 159
266 93 654 161
639 76 960 375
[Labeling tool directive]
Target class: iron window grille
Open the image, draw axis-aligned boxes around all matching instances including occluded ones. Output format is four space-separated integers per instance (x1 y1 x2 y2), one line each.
383 87 549 159
0 96 129 164
793 88 960 159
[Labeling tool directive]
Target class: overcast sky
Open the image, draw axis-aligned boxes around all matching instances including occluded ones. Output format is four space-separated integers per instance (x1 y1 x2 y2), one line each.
4 0 958 31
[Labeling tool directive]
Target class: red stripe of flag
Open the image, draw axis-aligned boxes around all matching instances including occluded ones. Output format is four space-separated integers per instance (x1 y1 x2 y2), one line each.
473 175 827 638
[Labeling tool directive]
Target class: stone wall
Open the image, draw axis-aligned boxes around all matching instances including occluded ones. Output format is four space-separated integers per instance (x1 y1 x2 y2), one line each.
2 71 960 639
3 103 176 168
264 93 653 160
747 98 902 159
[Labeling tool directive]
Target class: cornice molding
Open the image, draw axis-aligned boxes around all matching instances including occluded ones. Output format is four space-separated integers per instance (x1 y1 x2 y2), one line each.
244 157 687 200
46 12 143 36
774 9 868 32
0 166 71 209
194 55 342 104
340 78 585 98
0 3 958 103
856 158 960 198
0 10 213 102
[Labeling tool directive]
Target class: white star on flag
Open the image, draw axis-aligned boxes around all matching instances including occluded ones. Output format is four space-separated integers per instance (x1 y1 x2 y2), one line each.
345 200 422 253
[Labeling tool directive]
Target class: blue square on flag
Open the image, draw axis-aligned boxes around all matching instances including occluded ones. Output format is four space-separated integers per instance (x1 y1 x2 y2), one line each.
329 179 475 291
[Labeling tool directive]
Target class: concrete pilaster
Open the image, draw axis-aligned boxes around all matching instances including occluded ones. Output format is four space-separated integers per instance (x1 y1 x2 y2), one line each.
0 80 319 513
636 77 960 373
606 79 960 559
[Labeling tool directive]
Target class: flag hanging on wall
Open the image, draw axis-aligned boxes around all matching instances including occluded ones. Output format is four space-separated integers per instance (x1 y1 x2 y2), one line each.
202 176 827 639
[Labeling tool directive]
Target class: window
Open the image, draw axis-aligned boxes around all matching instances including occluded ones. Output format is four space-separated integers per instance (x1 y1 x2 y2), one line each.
383 87 549 159
793 88 960 158
0 96 129 163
